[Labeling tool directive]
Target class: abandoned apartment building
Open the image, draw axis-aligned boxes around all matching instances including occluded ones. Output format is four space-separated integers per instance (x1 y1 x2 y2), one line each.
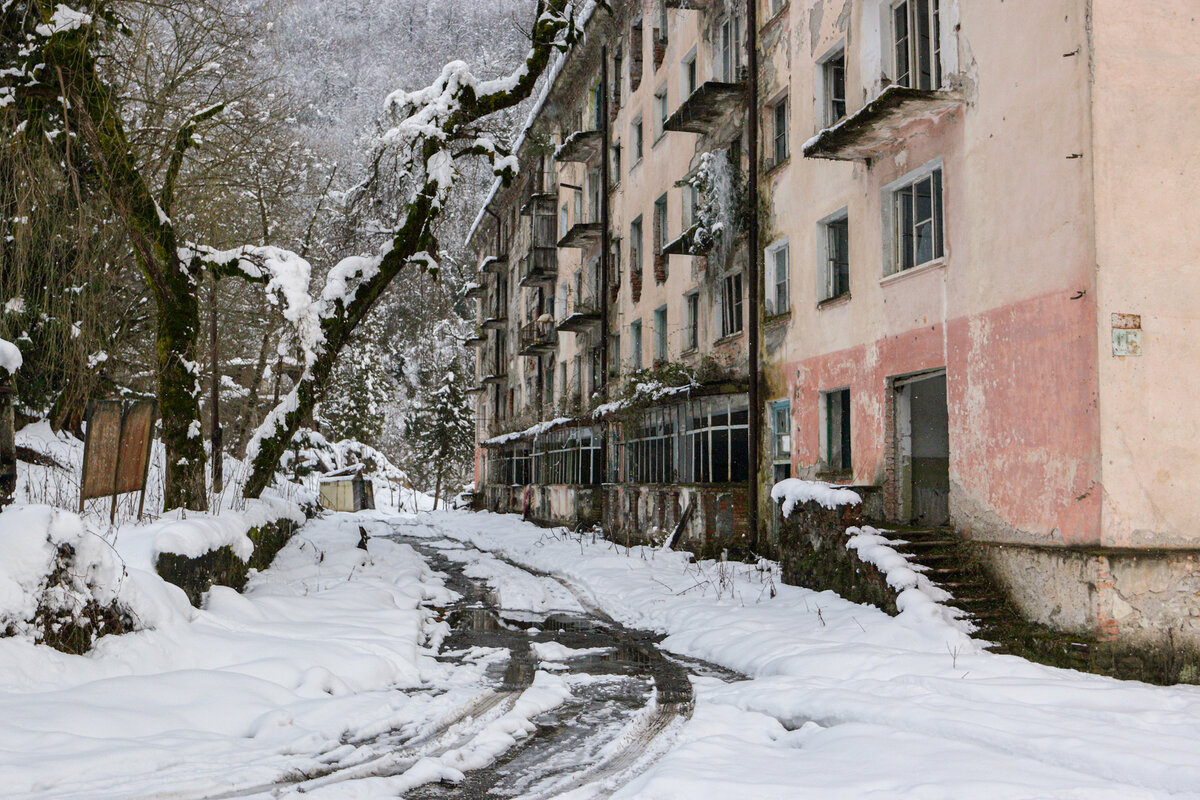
465 0 1200 650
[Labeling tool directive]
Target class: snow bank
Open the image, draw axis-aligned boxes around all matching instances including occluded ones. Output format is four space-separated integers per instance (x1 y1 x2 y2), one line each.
846 526 975 646
0 505 125 638
770 478 861 516
0 338 21 372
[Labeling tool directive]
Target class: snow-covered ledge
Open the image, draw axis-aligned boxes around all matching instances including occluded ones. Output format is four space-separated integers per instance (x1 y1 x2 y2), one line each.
770 478 861 518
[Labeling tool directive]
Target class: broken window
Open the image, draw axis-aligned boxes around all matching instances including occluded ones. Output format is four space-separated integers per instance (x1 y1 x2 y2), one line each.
772 95 789 164
682 47 698 98
766 240 789 316
893 0 941 90
824 388 852 473
534 426 603 485
771 399 792 481
719 272 744 337
632 116 644 163
630 319 643 370
822 49 846 123
684 292 699 351
822 212 850 299
616 394 749 485
892 166 943 272
655 84 669 137
654 305 668 363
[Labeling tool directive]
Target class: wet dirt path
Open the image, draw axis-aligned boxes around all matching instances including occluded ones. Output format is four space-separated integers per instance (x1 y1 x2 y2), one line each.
393 533 742 799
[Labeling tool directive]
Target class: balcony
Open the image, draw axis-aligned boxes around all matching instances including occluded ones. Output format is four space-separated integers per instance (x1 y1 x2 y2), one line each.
554 130 604 164
464 280 485 300
802 85 963 161
664 0 710 8
663 80 748 135
662 224 709 257
481 315 507 331
556 283 602 333
466 328 487 348
558 221 604 250
519 247 558 288
482 374 507 387
480 254 508 275
518 320 557 356
520 190 557 217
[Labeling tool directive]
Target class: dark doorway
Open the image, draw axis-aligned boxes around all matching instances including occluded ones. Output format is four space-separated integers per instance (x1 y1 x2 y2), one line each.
896 372 949 525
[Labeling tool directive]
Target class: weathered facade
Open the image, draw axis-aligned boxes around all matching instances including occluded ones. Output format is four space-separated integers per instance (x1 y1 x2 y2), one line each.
468 0 1200 648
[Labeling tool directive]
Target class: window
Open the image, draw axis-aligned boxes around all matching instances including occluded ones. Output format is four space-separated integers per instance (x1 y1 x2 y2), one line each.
630 216 643 279
531 426 604 485
654 305 668 362
892 0 941 90
613 46 624 106
611 139 622 179
766 240 789 316
771 96 789 164
655 86 669 136
572 354 582 398
683 182 698 228
560 202 569 238
654 194 669 253
684 292 699 351
771 399 792 481
632 116 644 163
616 394 749 485
715 15 740 82
824 388 852 472
682 47 698 98
719 272 744 337
573 187 584 225
630 319 643 369
890 166 944 272
821 212 850 299
609 334 620 377
588 81 603 129
823 49 846 123
559 362 567 402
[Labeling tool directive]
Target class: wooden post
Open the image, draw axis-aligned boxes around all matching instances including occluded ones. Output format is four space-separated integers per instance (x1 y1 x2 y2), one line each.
0 367 15 508
209 273 223 496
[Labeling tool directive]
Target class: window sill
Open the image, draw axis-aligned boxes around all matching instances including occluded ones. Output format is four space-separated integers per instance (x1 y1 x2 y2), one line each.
880 258 946 287
764 155 791 177
760 2 790 32
652 132 668 149
715 331 745 345
764 310 791 326
817 292 851 310
816 468 853 482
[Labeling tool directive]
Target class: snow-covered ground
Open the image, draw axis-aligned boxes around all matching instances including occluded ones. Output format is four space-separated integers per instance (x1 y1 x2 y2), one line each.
4 505 1200 798
400 511 1200 800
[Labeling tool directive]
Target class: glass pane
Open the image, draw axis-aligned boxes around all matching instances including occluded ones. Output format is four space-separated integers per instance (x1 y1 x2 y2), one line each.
898 189 915 270
712 429 730 483
893 3 910 87
731 428 749 482
916 0 932 89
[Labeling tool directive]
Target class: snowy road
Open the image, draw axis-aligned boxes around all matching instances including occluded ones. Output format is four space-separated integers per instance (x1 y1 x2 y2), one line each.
3 509 1200 799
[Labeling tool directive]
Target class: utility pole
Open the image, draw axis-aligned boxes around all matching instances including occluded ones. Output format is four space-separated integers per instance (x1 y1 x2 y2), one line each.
745 0 761 549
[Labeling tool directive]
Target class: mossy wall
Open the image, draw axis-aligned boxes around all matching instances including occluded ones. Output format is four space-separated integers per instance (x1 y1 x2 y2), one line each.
155 516 299 606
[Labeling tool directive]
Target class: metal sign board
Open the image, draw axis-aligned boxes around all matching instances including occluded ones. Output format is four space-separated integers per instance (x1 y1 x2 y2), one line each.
115 401 156 495
79 401 123 503
79 400 159 521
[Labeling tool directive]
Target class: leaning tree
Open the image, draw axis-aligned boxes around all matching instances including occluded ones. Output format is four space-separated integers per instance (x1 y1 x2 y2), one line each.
3 0 595 507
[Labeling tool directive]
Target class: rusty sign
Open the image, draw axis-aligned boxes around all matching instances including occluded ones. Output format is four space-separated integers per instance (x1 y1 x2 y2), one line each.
79 401 124 503
79 400 158 520
1112 312 1143 357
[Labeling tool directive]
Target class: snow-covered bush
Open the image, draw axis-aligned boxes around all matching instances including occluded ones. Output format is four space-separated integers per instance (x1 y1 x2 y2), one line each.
0 505 134 653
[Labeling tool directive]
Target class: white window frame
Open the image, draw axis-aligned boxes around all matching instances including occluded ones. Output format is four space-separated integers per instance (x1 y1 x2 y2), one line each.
718 271 744 338
714 15 740 82
632 115 644 164
770 399 791 461
681 46 698 98
765 239 790 316
683 291 699 351
770 94 789 165
890 0 941 90
882 160 944 276
817 207 850 301
818 44 847 126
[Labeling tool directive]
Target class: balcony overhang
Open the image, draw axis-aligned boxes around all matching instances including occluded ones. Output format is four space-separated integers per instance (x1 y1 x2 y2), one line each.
520 191 558 216
464 282 485 300
482 374 507 387
466 333 487 348
802 86 963 161
481 316 507 331
554 130 604 163
662 224 710 257
557 221 604 249
480 255 508 274
519 247 558 288
663 81 747 135
556 310 602 333
664 0 710 8
519 339 557 356
466 384 485 395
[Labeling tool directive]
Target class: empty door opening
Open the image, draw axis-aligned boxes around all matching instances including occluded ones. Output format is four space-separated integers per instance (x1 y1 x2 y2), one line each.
895 372 949 525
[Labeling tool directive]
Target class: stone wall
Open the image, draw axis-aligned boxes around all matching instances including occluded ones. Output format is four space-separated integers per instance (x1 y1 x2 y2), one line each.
479 484 602 530
602 484 752 559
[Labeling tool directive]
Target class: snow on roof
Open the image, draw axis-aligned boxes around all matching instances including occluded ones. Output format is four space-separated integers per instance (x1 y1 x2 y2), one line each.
482 416 575 447
466 0 601 246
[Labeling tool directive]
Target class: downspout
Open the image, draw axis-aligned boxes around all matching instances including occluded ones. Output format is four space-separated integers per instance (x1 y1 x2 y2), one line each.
600 45 613 487
745 0 761 548
485 207 503 434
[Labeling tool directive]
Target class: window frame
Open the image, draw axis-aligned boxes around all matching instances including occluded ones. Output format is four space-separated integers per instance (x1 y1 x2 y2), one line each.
822 387 852 473
891 0 941 91
630 319 643 370
818 208 850 301
770 399 792 462
883 161 944 276
719 272 744 338
820 46 847 125
632 115 644 165
771 94 789 165
683 291 699 352
765 239 790 316
681 46 698 98
653 304 668 363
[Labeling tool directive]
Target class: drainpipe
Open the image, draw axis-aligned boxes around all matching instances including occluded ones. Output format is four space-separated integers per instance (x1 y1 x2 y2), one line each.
745 0 761 549
600 44 613 488
485 207 503 433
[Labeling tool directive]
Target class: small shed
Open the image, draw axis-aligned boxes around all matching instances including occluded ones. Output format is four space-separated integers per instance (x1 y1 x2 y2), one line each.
319 464 376 512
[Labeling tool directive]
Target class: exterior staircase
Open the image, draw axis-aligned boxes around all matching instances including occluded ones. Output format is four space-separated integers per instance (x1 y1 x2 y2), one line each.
884 525 1093 669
